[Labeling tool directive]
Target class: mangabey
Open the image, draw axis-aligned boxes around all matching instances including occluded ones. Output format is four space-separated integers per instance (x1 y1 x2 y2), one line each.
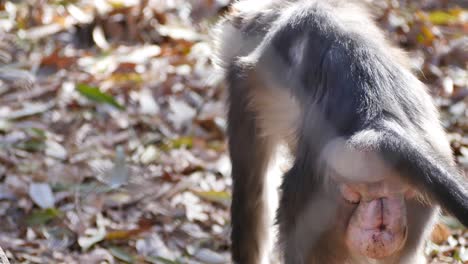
214 1 468 264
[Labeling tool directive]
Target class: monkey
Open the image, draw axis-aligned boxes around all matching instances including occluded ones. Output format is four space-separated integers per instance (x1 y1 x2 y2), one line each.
213 0 468 264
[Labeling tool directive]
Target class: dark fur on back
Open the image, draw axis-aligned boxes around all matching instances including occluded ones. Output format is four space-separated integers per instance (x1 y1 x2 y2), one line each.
215 1 468 263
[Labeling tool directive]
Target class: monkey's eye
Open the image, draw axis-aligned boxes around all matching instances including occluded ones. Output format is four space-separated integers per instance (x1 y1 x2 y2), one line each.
340 185 361 204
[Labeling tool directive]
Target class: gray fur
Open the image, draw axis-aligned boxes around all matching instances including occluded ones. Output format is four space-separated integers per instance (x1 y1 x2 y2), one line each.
214 1 468 263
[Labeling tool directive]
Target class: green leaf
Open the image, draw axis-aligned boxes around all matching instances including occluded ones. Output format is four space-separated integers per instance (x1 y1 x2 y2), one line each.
27 127 47 139
428 10 459 25
53 0 78 6
15 138 46 152
14 127 48 152
162 137 193 151
170 137 194 149
108 246 134 263
193 190 231 206
453 249 462 261
76 83 124 110
25 208 62 226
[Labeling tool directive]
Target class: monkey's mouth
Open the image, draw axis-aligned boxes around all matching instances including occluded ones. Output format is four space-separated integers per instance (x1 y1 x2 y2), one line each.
341 185 408 259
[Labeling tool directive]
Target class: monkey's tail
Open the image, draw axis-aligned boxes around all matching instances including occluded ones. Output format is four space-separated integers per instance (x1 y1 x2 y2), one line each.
372 129 468 226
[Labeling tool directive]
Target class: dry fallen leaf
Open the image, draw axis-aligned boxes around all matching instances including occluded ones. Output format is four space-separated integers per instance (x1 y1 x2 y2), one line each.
28 182 55 209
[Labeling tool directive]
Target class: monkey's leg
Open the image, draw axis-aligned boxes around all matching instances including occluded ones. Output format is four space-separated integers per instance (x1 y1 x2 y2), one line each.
277 162 341 264
397 201 437 264
227 66 276 264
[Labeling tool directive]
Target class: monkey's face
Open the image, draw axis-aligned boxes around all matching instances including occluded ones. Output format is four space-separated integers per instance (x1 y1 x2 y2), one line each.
339 179 415 259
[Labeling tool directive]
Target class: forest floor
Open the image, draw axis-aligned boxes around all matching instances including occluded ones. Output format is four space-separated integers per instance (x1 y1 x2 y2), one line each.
0 0 467 263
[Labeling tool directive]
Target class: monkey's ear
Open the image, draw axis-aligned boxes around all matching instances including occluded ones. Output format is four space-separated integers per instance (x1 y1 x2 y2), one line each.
375 130 468 226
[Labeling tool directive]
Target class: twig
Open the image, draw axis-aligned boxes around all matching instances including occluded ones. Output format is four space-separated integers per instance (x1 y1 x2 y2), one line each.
0 246 11 264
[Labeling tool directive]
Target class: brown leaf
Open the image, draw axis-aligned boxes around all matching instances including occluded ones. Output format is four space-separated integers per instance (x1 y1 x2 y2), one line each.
431 223 452 245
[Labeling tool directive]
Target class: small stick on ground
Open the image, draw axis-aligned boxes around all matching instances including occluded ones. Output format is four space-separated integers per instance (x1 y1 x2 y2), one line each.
0 247 10 264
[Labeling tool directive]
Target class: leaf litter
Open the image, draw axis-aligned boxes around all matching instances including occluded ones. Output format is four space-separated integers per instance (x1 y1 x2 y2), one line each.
0 0 466 263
